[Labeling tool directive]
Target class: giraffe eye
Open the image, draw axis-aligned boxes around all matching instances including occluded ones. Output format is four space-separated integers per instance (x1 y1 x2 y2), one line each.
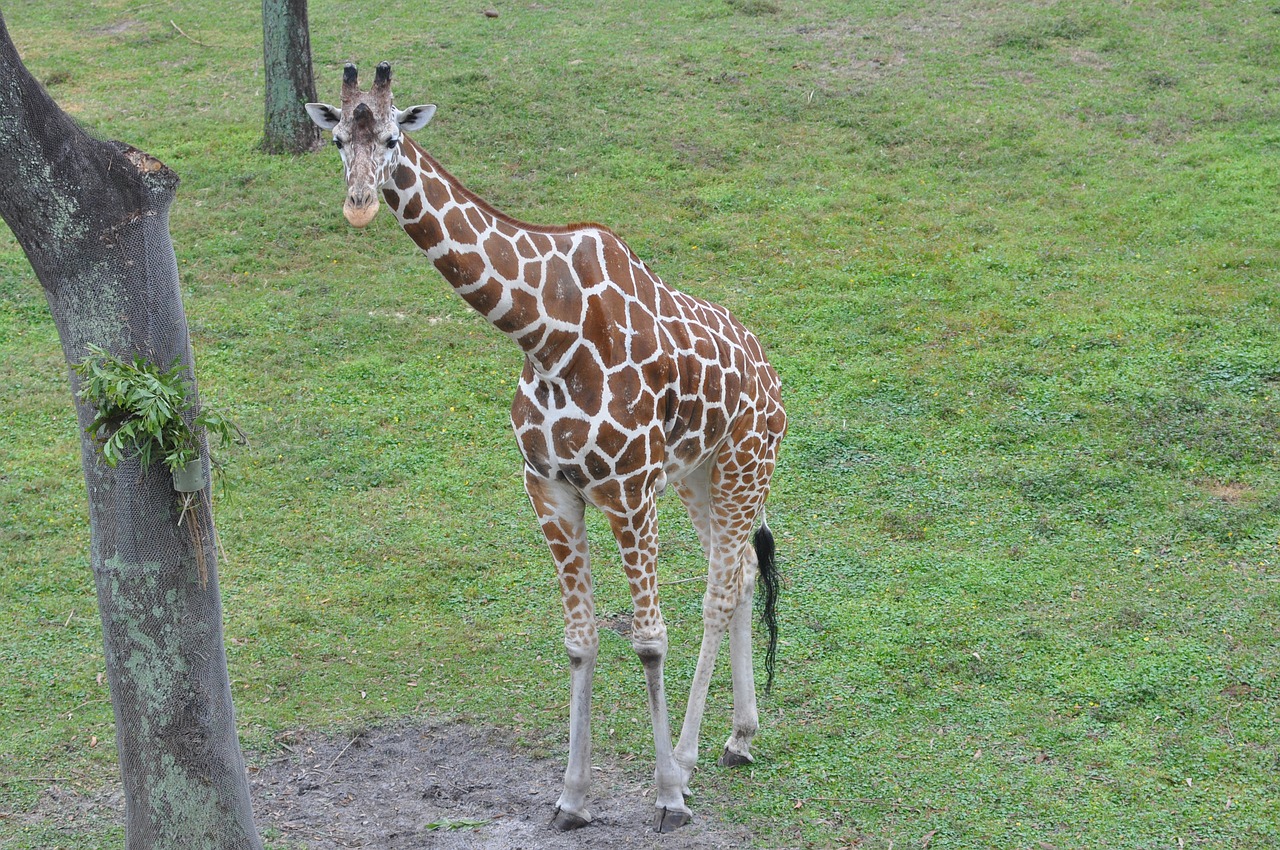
386 137 399 149
333 138 345 150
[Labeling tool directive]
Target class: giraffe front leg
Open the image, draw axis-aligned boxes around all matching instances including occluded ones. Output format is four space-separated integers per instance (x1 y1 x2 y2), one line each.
635 628 692 832
672 462 717 794
524 471 597 831
556 636 597 831
605 495 693 832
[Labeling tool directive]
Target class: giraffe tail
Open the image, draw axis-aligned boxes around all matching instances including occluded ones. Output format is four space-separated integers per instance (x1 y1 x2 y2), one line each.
753 518 780 695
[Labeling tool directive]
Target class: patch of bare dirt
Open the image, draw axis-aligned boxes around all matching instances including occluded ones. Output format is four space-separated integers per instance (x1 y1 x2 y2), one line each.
1068 47 1111 70
795 22 907 81
254 722 761 849
20 722 766 850
1202 480 1254 505
91 20 144 36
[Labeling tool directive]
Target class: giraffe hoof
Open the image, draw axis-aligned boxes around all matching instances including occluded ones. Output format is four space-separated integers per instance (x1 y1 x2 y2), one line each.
551 807 591 832
718 748 754 768
653 806 693 833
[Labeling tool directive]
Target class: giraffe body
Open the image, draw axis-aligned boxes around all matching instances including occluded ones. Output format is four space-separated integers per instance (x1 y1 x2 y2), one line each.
308 64 786 831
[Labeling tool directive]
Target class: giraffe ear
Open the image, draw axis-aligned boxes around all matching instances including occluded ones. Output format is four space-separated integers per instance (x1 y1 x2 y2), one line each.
396 104 437 132
305 102 342 130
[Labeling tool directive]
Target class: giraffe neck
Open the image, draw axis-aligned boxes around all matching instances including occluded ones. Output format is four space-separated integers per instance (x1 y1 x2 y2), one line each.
382 138 585 367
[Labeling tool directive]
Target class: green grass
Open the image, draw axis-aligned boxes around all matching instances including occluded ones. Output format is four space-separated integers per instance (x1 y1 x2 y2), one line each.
3 1 1279 847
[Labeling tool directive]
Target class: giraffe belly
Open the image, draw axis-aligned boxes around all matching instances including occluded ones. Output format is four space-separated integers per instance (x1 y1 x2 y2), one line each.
512 394 671 506
508 373 743 503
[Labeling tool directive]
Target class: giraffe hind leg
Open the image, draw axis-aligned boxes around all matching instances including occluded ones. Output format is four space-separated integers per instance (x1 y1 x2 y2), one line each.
720 542 760 767
720 523 777 767
675 432 779 782
673 528 755 784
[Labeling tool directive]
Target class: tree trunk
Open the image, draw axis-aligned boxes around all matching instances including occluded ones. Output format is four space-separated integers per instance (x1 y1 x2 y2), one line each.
0 13 262 850
262 0 321 153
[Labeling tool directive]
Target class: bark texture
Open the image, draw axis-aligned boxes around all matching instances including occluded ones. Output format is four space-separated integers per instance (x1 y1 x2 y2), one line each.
262 0 322 153
0 13 262 850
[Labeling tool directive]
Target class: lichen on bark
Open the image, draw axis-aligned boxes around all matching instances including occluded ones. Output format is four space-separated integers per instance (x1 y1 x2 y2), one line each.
0 10 262 848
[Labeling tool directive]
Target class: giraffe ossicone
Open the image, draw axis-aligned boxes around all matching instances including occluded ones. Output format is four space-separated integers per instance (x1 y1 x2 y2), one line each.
308 62 787 833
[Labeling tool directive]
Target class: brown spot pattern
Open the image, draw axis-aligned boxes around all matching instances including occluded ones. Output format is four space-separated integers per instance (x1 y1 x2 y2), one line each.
402 193 422 220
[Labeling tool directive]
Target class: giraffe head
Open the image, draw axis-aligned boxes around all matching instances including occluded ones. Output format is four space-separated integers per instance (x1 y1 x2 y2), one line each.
305 62 436 227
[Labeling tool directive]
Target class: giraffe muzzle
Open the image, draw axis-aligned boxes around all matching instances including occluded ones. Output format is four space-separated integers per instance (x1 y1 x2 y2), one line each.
343 194 380 228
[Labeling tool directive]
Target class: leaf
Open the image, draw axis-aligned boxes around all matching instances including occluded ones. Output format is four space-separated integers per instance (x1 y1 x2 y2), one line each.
423 818 490 831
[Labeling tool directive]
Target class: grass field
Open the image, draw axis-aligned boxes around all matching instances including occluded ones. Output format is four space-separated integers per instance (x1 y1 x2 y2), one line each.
2 1 1279 847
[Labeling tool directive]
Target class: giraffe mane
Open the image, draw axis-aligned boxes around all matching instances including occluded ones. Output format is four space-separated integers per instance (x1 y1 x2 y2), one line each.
407 137 628 242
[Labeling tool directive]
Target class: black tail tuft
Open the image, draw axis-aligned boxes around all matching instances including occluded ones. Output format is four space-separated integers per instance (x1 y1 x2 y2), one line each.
753 521 780 694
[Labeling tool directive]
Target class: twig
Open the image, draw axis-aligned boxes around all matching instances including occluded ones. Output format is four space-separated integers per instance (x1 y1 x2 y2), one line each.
170 20 207 47
65 696 109 715
0 777 71 784
324 735 359 773
214 523 231 570
176 492 196 527
658 576 706 587
182 497 210 590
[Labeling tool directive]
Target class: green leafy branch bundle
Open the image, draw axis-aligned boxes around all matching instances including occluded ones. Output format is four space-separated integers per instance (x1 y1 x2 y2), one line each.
74 344 240 476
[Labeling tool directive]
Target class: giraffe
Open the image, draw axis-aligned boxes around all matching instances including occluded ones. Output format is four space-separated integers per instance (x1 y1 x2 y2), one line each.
306 62 787 832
